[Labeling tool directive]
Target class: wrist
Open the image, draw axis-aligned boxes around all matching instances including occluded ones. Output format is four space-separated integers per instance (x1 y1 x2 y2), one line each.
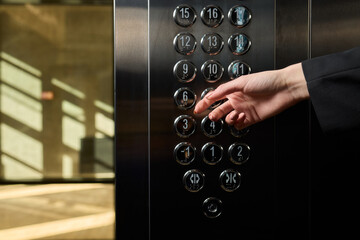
281 63 310 103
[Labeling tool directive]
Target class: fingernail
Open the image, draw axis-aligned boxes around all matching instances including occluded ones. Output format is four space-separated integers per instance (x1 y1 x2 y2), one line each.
193 110 198 114
209 114 214 121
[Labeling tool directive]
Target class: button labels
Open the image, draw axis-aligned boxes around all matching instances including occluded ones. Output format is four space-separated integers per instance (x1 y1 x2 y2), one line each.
183 169 205 192
173 5 197 27
219 169 241 192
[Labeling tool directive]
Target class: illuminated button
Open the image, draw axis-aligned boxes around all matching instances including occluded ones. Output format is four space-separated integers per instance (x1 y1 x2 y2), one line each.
201 33 224 55
228 33 251 55
174 115 196 138
219 169 241 192
201 5 224 28
174 87 196 110
183 169 205 192
173 60 197 83
228 5 252 28
201 142 223 165
229 125 249 138
228 60 251 79
203 197 223 218
174 32 197 55
201 116 223 137
228 143 250 165
174 142 196 165
201 60 224 83
173 5 197 27
201 88 224 110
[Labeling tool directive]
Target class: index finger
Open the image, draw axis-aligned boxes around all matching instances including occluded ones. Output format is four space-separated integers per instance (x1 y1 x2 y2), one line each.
193 92 215 114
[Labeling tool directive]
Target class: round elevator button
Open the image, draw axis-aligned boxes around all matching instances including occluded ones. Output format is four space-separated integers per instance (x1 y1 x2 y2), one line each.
229 125 250 138
228 33 251 55
228 60 251 79
173 60 197 83
201 116 223 137
201 142 223 165
174 32 197 55
203 197 223 218
228 143 250 165
201 5 224 28
228 5 252 28
201 33 224 55
174 142 196 165
183 169 205 192
219 169 241 192
174 115 196 138
174 87 197 110
201 88 224 110
201 60 224 83
173 5 197 27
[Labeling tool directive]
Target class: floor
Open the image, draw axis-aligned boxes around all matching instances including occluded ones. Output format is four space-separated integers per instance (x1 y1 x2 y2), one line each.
0 183 114 240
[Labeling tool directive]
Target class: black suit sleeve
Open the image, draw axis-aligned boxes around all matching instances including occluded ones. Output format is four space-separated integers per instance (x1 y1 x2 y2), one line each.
302 47 360 133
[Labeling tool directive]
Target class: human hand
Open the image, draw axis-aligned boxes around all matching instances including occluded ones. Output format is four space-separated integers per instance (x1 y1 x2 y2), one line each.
194 63 309 129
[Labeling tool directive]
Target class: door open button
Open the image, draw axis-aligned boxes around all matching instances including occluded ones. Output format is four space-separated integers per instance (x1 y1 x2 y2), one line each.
183 169 205 192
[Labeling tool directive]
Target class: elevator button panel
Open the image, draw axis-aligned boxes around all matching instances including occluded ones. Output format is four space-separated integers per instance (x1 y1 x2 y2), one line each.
172 3 254 218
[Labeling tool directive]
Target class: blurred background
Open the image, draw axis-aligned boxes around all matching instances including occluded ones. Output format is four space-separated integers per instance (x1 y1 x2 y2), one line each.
0 0 114 239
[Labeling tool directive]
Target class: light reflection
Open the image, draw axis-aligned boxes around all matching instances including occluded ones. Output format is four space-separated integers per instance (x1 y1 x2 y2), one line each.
62 100 85 122
0 84 43 131
62 116 85 151
0 123 43 171
95 112 114 137
94 100 113 114
0 60 42 99
1 154 42 180
51 78 85 99
62 154 73 178
0 51 41 77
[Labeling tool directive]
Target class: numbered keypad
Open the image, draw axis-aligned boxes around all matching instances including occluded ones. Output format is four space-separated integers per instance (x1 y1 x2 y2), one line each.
201 33 224 55
174 115 196 138
201 60 224 83
228 143 250 165
173 60 197 83
174 32 197 55
174 142 196 165
173 5 197 27
228 60 251 79
201 5 224 28
228 33 251 55
174 87 196 110
172 3 254 202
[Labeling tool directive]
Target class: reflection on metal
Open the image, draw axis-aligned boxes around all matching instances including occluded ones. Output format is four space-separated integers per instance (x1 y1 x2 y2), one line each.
95 112 114 137
94 99 113 114
0 52 41 77
0 0 112 5
0 60 42 99
51 78 86 99
1 123 43 171
0 84 43 131
62 116 85 151
62 100 85 122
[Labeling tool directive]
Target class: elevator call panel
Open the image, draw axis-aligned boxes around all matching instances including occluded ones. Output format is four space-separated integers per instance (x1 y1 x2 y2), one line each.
147 0 275 238
116 0 276 239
